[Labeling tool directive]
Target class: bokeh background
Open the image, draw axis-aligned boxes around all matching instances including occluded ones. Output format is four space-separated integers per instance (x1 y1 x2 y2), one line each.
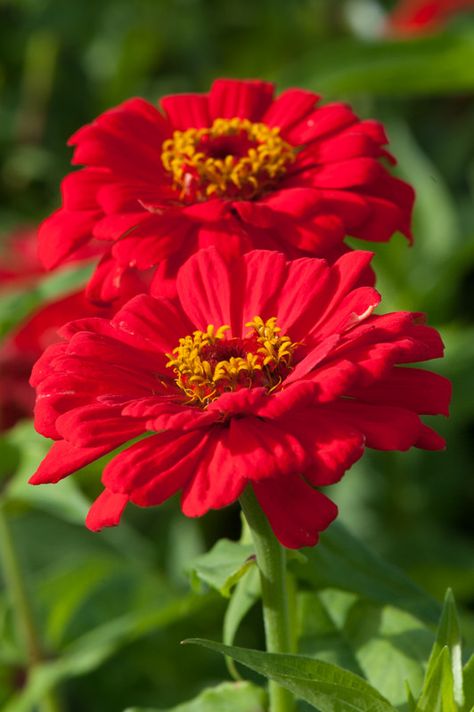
1 1 473 710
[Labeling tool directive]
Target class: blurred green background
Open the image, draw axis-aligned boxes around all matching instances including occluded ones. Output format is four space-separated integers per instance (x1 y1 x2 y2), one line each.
0 1 473 710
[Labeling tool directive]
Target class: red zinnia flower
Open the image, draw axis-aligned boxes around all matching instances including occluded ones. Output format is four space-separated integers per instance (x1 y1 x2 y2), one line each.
0 227 117 431
39 79 414 304
387 0 474 35
30 248 450 548
0 291 115 431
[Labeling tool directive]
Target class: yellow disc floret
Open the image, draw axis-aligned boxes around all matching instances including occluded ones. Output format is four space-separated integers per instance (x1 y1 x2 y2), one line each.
161 118 295 202
166 317 298 406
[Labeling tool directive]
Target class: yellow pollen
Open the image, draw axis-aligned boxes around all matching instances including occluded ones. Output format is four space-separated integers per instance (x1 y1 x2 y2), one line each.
166 316 298 406
161 117 295 201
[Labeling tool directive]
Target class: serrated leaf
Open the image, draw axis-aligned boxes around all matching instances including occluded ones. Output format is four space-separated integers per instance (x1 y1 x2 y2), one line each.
189 539 255 598
294 522 441 626
415 647 457 712
186 639 397 712
425 589 464 708
123 680 266 711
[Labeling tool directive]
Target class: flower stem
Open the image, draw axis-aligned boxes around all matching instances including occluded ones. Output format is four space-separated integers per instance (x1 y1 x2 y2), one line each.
239 486 296 712
0 504 62 712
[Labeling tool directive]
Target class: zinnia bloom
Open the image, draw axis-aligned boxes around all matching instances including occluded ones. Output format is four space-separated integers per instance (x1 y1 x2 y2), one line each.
1 291 115 431
0 227 116 431
39 79 414 303
387 0 474 36
30 248 450 548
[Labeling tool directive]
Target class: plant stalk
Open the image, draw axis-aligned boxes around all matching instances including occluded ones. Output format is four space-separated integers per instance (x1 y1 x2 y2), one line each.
239 486 296 712
0 504 62 712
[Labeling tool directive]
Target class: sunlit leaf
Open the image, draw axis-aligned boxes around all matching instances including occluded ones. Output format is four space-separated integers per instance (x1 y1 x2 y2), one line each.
462 655 474 712
186 639 397 711
425 589 464 708
415 647 457 712
298 591 431 707
189 539 255 598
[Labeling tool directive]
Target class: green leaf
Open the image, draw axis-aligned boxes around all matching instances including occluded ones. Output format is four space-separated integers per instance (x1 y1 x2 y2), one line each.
282 28 474 98
425 589 464 708
415 647 457 712
4 593 216 712
223 566 260 680
2 421 90 525
293 522 441 626
186 639 397 712
223 567 260 647
189 539 255 598
463 655 474 712
123 680 267 711
298 591 431 707
0 263 92 340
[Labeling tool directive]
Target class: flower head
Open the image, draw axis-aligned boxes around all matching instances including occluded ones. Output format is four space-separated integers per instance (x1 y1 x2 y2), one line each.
39 79 414 303
30 248 450 548
386 0 474 36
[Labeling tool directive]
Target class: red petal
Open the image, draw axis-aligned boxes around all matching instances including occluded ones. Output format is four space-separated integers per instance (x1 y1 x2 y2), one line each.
349 367 451 416
285 410 364 485
209 79 274 121
261 187 320 218
176 247 234 332
160 93 210 129
252 477 338 549
275 256 331 338
180 429 247 516
86 489 129 531
112 293 192 354
415 424 446 450
38 209 100 269
227 417 309 480
325 401 423 451
239 250 288 332
29 439 116 484
285 335 341 385
55 403 145 448
61 169 106 211
285 103 357 145
308 158 383 190
263 89 320 131
102 430 206 504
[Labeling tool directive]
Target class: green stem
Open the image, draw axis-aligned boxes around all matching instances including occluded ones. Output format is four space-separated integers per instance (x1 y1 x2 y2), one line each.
239 487 296 712
0 505 62 712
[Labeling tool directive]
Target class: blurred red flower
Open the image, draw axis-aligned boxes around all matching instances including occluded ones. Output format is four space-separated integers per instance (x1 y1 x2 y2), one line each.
0 228 115 431
387 0 474 35
39 79 414 304
30 248 450 548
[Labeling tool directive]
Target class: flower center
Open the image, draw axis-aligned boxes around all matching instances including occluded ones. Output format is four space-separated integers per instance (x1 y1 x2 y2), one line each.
166 316 297 406
161 118 295 202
